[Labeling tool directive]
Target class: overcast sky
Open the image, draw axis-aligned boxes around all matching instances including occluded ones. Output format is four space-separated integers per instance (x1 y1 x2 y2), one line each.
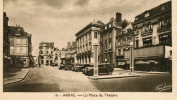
4 0 169 56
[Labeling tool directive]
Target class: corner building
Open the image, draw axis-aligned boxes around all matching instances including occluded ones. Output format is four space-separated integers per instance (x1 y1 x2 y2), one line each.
39 42 54 66
125 1 172 71
75 21 104 65
99 12 122 67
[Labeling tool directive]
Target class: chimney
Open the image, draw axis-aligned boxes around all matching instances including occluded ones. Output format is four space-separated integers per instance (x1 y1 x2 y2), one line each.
116 12 122 22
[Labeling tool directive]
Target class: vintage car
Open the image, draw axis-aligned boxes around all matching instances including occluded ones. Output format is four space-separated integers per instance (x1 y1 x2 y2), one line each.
74 64 90 72
82 64 94 74
59 63 65 70
72 64 83 71
51 63 58 67
64 63 74 71
84 63 114 76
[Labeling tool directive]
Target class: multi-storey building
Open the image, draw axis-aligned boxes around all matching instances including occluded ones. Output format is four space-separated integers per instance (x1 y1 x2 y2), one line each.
9 25 33 67
65 41 77 64
3 12 11 71
60 48 66 64
116 22 134 68
53 47 60 65
38 42 54 66
124 1 172 71
75 21 104 65
99 12 122 67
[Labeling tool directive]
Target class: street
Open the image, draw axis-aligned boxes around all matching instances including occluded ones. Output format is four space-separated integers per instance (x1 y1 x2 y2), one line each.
3 66 172 92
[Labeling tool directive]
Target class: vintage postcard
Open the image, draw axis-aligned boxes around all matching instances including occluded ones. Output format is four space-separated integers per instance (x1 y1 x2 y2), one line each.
1 0 176 100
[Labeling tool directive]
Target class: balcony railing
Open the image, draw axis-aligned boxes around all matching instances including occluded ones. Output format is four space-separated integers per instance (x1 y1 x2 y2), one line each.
157 25 171 33
141 29 153 36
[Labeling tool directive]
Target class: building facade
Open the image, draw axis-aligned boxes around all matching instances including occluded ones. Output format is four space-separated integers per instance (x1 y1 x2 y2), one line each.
38 42 54 66
76 21 104 65
53 47 60 65
116 23 134 68
3 12 11 71
124 1 172 71
60 48 66 64
65 42 77 64
99 12 123 67
9 26 33 67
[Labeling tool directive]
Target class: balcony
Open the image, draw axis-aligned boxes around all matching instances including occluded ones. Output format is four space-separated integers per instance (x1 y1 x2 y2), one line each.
157 25 171 33
141 29 153 36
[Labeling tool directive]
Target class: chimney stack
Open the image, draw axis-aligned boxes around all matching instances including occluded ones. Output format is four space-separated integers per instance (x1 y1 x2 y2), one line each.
116 12 122 22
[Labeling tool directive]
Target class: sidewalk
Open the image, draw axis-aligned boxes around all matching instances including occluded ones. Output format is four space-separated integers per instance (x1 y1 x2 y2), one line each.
3 68 30 85
88 68 169 80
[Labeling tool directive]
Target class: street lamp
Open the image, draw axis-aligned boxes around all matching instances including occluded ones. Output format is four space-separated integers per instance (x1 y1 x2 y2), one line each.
130 41 134 73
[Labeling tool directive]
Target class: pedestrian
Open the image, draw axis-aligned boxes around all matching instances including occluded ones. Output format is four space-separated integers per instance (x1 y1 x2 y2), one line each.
38 62 41 68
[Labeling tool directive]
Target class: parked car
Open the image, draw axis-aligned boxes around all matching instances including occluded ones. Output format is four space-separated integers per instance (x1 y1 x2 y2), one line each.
51 63 58 67
82 64 94 74
85 63 114 76
65 63 74 71
59 63 65 70
74 64 91 72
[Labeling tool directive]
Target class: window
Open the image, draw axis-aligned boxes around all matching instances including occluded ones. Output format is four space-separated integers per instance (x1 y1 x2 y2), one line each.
94 32 97 38
159 34 171 46
135 40 139 48
135 17 138 20
22 39 27 45
161 6 165 11
143 37 152 47
10 47 14 55
16 47 21 54
10 38 14 46
159 20 165 28
16 39 21 45
145 12 149 18
148 24 152 30
21 47 27 55
51 51 53 54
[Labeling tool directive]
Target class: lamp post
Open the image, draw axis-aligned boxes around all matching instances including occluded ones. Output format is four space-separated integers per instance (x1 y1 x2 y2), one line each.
93 40 99 77
130 41 134 73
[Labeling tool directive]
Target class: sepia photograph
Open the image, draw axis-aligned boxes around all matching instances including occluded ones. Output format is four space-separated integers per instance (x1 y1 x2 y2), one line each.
2 0 175 99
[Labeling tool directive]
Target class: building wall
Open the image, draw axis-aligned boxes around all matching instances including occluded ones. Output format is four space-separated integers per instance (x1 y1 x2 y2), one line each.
39 42 54 66
99 12 122 67
76 22 102 65
9 26 32 67
134 1 171 48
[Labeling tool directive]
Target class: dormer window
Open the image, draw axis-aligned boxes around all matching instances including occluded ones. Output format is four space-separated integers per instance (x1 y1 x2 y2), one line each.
161 6 165 11
109 24 111 28
145 12 149 18
135 17 138 20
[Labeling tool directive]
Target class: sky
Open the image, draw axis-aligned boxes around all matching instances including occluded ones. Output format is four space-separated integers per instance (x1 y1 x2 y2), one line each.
4 0 169 56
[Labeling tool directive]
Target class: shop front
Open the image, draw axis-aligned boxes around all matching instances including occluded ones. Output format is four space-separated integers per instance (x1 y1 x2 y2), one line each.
124 45 172 72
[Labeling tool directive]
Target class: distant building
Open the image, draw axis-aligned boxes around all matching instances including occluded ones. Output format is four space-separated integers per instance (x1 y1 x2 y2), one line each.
60 48 66 64
65 41 77 64
3 12 11 71
75 21 104 65
99 12 123 67
116 22 134 68
38 42 54 66
124 1 172 71
9 25 33 67
53 47 60 65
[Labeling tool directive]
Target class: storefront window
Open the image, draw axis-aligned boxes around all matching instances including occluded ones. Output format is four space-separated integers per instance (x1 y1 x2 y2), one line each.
143 37 152 47
159 33 171 46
